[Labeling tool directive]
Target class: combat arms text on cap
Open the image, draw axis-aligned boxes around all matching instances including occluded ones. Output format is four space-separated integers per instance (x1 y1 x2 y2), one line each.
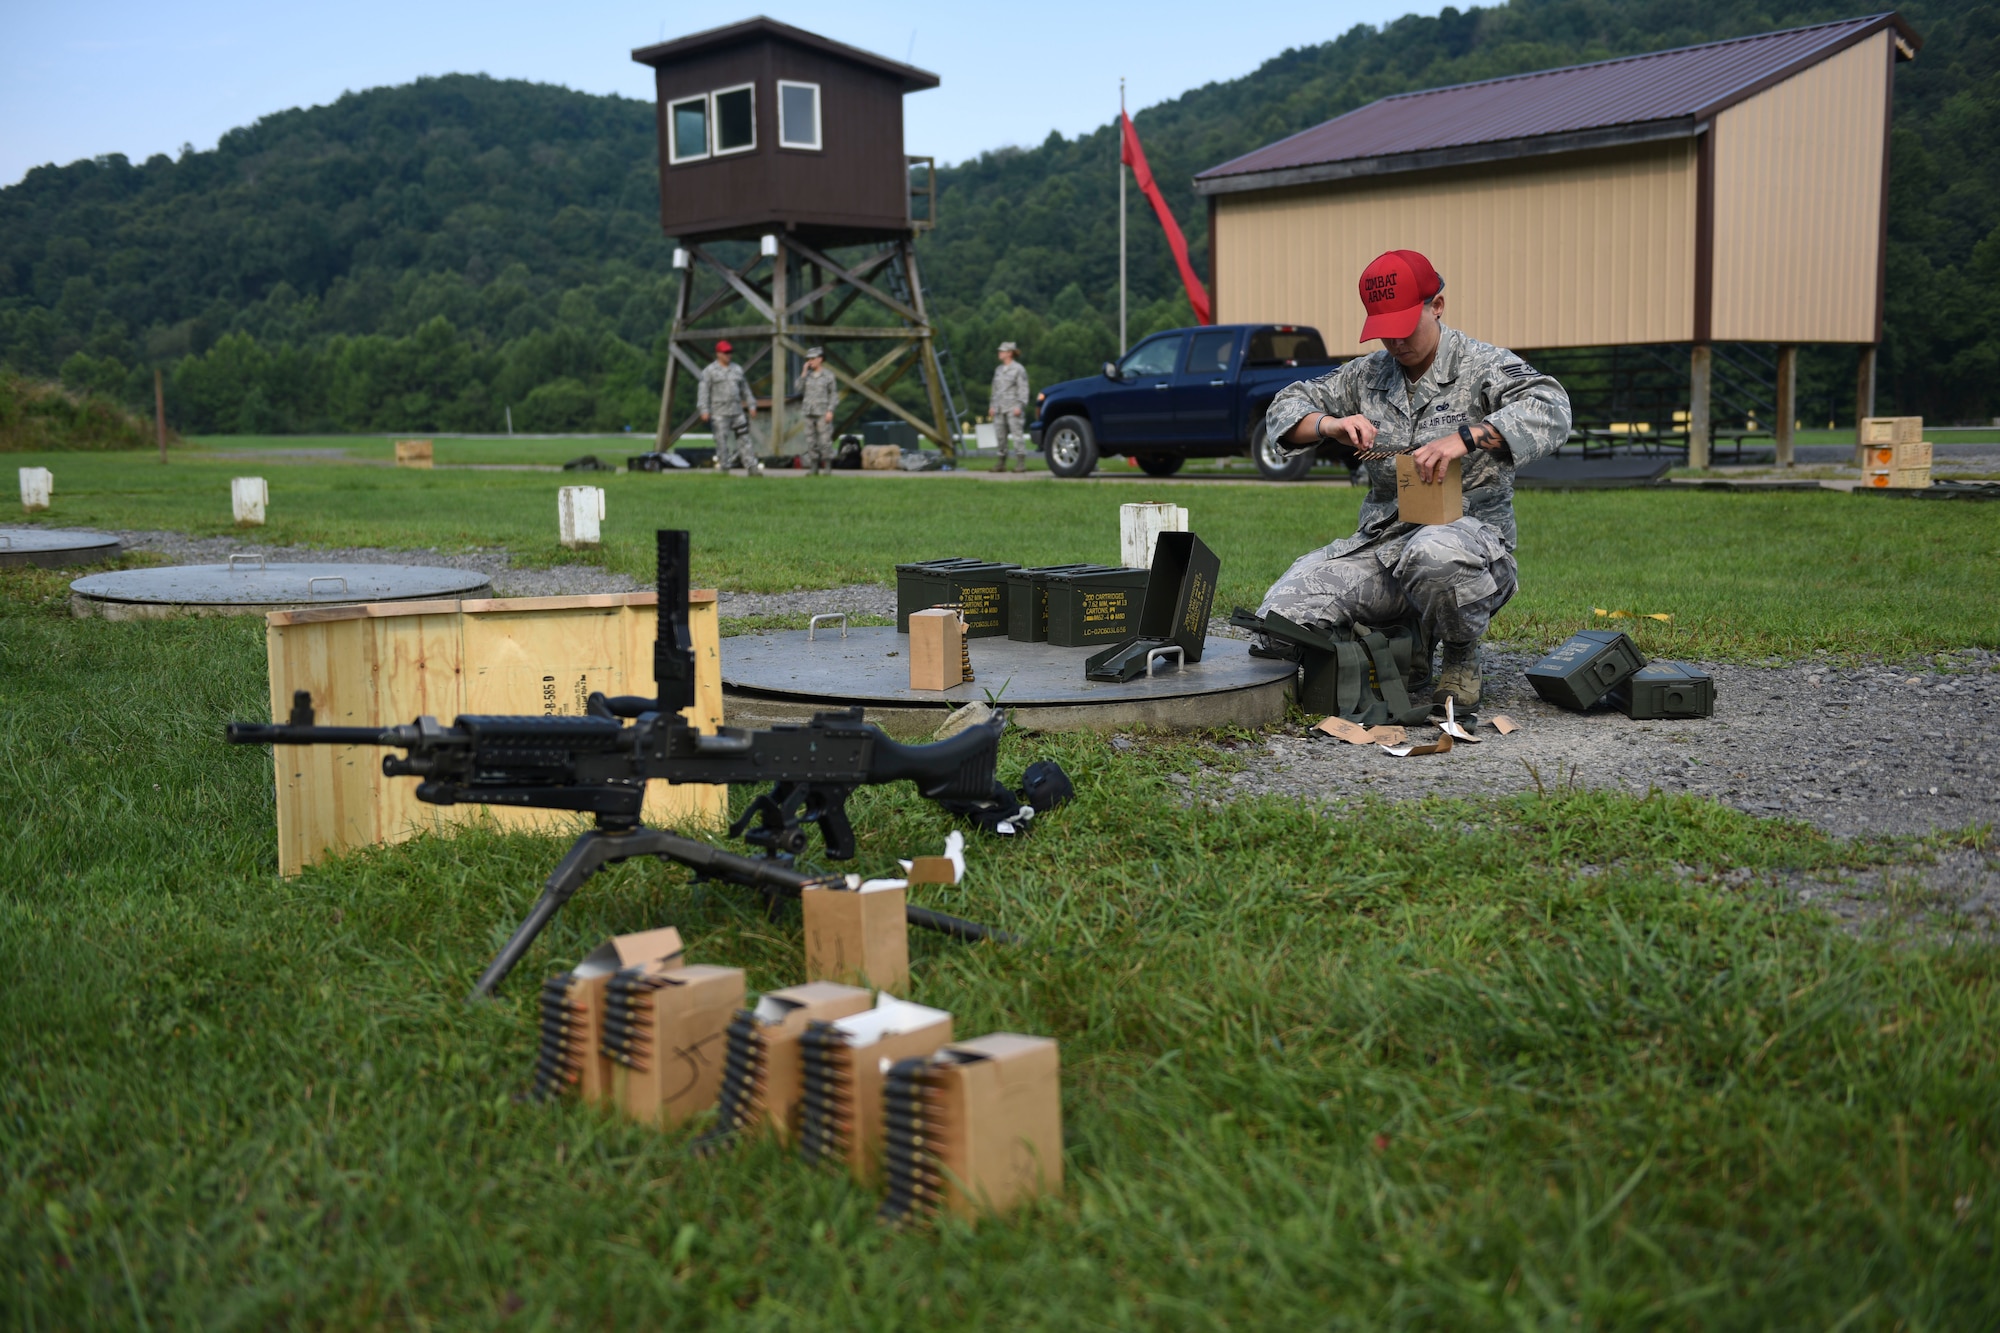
1357 251 1443 342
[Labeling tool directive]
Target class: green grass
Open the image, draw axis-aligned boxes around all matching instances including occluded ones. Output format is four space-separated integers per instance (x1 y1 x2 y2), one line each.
2 557 1996 1329
11 446 2000 659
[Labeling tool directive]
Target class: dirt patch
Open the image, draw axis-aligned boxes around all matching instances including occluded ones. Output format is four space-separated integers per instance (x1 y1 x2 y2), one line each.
1779 845 2000 942
1200 648 2000 838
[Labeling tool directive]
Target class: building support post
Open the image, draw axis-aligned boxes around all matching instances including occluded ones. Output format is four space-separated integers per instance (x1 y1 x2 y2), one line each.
1688 344 1713 470
1854 343 1878 453
1774 344 1797 468
655 254 692 452
768 236 786 468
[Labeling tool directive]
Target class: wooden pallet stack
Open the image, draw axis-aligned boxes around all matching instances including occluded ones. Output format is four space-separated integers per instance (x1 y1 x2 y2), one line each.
1857 417 1932 489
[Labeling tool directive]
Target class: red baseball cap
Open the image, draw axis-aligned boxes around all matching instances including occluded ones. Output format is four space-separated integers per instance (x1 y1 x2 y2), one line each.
715 339 734 353
1357 250 1443 341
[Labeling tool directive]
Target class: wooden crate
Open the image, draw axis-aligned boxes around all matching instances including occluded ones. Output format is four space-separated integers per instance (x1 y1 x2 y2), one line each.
1859 417 1922 445
393 439 434 468
1863 441 1932 469
264 591 724 875
1862 467 1931 489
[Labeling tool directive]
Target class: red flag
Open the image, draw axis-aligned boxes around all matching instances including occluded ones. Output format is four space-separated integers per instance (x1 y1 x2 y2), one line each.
1121 111 1212 326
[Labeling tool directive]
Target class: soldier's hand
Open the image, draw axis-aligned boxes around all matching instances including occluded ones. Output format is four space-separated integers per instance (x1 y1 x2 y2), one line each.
1410 432 1469 484
700 411 710 422
824 412 834 424
1331 414 1378 450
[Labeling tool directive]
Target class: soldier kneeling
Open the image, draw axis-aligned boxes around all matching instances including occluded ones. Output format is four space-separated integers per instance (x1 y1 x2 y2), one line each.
1253 250 1571 711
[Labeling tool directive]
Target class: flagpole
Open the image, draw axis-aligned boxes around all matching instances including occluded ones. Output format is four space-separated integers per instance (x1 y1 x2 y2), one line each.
1119 78 1127 357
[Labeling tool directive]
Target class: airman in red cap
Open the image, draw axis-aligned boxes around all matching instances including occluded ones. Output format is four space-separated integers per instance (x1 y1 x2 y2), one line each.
1250 250 1572 710
698 340 760 474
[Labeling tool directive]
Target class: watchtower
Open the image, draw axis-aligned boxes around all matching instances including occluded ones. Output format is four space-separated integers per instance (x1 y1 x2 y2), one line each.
632 18 958 456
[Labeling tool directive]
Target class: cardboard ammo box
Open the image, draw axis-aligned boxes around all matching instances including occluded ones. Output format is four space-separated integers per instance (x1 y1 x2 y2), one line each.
802 877 911 992
531 927 684 1106
797 997 955 1184
1525 630 1648 711
614 963 746 1130
1863 441 1932 470
878 1033 1064 1223
895 558 1018 635
703 981 874 1149
1084 532 1220 682
1006 564 1109 642
861 444 902 471
1608 661 1715 720
1044 566 1150 647
907 607 968 692
1395 453 1464 525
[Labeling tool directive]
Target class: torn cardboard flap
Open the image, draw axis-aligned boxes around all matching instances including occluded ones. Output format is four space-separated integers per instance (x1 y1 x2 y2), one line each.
1486 715 1519 734
1437 697 1480 743
899 829 966 885
1313 716 1408 746
1380 731 1452 757
576 926 684 978
834 995 953 1048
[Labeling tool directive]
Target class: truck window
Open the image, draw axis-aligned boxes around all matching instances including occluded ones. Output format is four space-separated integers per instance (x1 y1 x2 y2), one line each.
1246 327 1328 366
1187 330 1236 373
1118 334 1185 379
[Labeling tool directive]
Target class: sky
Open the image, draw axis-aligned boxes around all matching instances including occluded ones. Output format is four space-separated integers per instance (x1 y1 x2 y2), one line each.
1 0 1449 188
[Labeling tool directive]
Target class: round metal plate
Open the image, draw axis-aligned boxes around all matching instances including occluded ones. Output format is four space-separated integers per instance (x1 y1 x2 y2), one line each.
722 626 1296 734
0 527 121 569
71 562 491 607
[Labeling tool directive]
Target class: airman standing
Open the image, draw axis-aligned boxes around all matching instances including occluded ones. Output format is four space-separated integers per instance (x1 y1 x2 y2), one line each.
698 340 759 474
989 341 1030 472
794 347 839 475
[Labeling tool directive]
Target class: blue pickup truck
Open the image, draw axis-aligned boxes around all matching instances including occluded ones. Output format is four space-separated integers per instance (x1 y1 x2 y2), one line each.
1028 323 1351 480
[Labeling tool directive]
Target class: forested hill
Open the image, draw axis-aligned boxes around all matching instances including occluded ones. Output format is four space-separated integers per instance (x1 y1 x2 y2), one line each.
2 0 1995 434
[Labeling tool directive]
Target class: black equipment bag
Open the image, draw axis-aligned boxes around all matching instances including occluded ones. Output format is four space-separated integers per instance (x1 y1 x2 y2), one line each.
1238 609 1434 727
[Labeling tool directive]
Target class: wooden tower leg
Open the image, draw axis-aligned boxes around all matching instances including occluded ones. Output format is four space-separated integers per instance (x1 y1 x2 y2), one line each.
656 259 693 451
768 239 787 468
901 239 954 460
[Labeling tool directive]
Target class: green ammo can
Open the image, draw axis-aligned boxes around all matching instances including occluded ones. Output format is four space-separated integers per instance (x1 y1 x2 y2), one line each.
1608 662 1715 719
894 558 1019 637
1524 630 1648 711
1006 564 1110 642
896 558 988 632
1045 566 1150 647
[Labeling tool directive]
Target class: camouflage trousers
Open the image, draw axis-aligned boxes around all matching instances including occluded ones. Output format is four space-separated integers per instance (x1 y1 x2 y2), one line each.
1257 517 1518 646
993 407 1026 468
711 413 758 471
799 417 835 471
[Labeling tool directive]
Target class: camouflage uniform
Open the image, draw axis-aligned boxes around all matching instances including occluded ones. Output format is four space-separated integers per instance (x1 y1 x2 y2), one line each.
989 358 1030 470
698 359 758 472
794 363 839 473
1257 324 1571 648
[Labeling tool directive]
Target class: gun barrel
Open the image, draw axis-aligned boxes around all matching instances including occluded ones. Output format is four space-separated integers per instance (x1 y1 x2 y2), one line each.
226 721 394 746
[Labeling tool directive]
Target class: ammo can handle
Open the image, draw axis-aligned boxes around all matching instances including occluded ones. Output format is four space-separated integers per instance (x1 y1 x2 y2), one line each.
1145 645 1184 674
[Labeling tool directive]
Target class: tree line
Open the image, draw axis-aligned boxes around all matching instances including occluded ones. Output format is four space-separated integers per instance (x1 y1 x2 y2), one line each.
2 0 1996 435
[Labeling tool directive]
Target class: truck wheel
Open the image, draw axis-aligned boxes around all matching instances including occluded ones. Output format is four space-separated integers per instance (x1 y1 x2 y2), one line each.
1251 414 1316 481
1045 416 1098 478
1136 454 1185 477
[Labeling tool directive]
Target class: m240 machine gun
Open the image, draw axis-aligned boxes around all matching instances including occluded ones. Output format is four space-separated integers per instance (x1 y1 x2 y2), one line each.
227 530 1020 999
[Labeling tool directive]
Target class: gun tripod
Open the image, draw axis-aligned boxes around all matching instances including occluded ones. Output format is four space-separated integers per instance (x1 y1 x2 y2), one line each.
470 815 1015 1000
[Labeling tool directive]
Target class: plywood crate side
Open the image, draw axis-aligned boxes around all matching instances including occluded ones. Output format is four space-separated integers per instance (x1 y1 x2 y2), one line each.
1860 416 1922 444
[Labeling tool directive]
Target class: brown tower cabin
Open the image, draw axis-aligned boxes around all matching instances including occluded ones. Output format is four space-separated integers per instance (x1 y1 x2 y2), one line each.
632 19 958 456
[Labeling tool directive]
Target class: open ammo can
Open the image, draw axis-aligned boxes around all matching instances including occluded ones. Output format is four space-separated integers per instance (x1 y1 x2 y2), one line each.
896 558 1019 637
1524 630 1647 711
1084 533 1220 682
1008 564 1113 642
1608 661 1714 719
1045 566 1149 647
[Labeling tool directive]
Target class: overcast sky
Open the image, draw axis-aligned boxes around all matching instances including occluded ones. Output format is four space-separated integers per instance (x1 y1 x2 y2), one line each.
2 0 1447 187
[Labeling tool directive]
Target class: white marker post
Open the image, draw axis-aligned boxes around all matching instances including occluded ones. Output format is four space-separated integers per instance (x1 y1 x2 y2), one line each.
1119 502 1187 570
558 486 605 548
19 467 53 512
232 477 268 526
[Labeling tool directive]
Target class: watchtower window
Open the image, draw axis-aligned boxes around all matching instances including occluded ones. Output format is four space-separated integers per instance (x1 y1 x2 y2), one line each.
669 96 709 163
778 81 821 150
713 85 756 154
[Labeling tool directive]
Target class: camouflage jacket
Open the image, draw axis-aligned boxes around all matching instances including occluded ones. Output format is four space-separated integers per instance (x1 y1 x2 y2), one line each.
697 360 754 417
795 365 839 417
990 360 1029 414
1267 324 1571 555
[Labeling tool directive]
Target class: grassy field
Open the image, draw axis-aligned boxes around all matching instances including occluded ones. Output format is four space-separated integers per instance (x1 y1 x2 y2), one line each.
10 447 2000 661
2 550 1996 1329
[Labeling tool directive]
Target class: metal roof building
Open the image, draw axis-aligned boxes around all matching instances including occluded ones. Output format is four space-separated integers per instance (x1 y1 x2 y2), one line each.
1194 14 1921 461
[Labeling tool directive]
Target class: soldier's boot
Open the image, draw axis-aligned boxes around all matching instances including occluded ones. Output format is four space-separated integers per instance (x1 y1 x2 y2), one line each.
1432 639 1482 712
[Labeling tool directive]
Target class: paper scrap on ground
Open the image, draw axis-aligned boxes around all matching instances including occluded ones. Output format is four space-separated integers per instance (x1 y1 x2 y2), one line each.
1380 732 1453 757
1313 716 1407 746
1486 715 1519 734
1593 608 1673 622
899 830 966 885
1438 697 1481 743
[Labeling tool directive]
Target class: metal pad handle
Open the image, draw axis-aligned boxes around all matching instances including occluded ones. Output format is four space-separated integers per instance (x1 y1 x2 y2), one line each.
228 553 266 571
808 613 848 641
306 575 349 596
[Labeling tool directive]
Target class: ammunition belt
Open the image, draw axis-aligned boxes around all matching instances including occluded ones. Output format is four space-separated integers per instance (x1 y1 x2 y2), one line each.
876 1057 945 1226
796 1021 854 1167
601 965 666 1071
529 971 586 1102
690 1009 767 1159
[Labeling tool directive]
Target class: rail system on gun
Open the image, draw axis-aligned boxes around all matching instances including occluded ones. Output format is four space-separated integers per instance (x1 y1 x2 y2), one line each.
228 530 1014 999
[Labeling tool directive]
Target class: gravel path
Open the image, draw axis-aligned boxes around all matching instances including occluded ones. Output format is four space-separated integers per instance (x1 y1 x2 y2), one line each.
1199 648 2000 839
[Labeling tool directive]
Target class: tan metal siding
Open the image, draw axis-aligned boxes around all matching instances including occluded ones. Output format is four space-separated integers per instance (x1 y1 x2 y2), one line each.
1709 32 1888 343
1213 141 1696 355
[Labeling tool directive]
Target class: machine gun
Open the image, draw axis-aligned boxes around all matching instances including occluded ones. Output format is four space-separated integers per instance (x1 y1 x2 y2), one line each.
227 530 1019 998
